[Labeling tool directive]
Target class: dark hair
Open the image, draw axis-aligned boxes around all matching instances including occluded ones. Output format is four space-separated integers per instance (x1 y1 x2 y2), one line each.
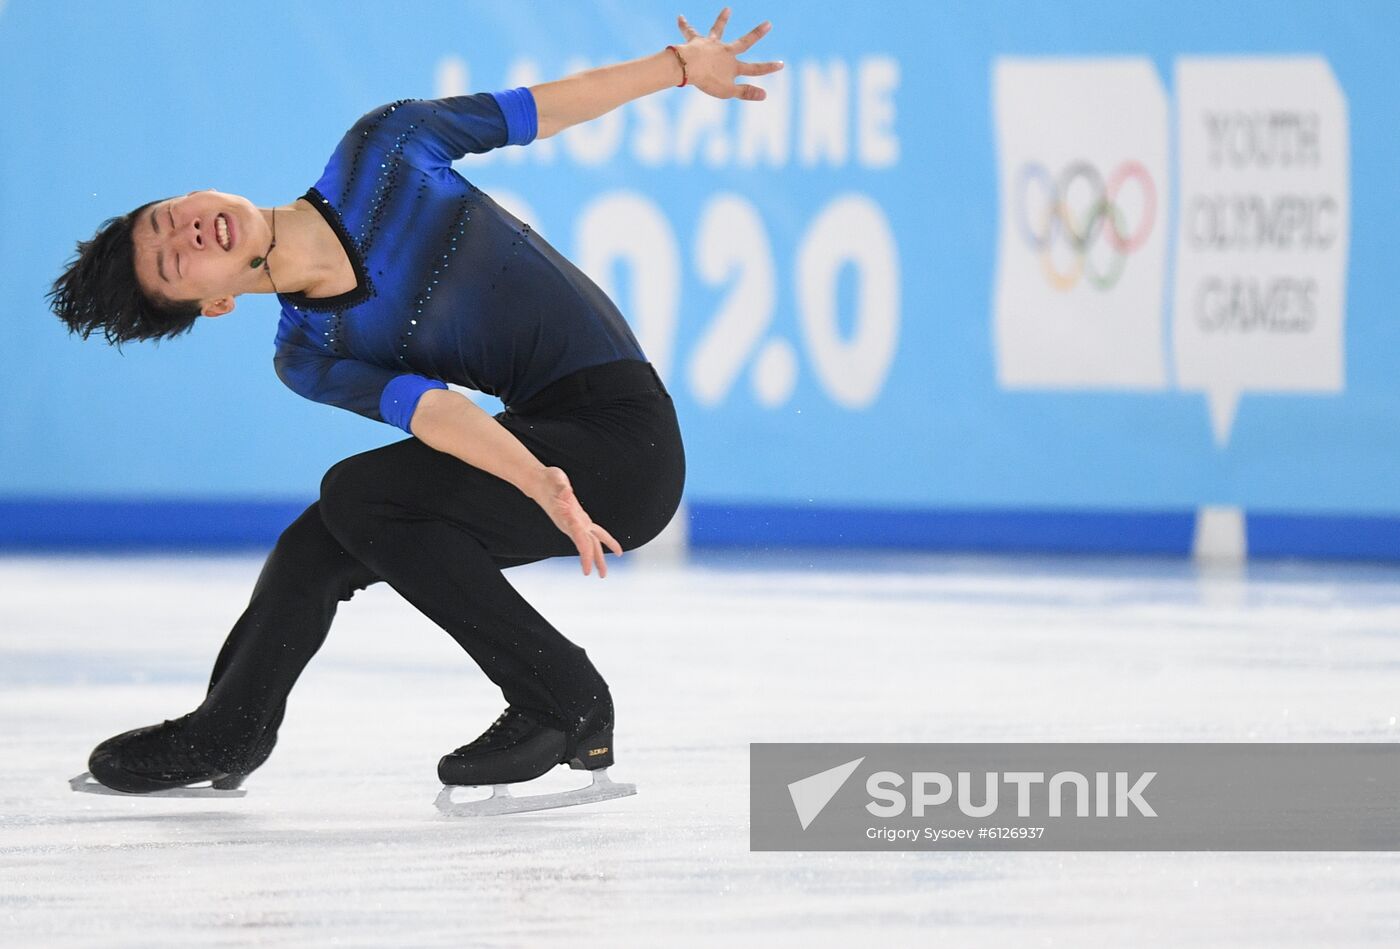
47 199 203 346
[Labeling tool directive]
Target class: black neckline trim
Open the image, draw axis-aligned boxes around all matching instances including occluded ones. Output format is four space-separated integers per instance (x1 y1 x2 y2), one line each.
278 186 373 312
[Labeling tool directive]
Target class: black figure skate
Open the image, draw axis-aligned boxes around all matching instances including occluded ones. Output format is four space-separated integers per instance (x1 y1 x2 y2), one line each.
69 714 275 798
434 706 635 817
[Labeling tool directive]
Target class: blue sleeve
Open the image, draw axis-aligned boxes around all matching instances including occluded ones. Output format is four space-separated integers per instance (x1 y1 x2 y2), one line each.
352 88 537 170
488 87 538 146
274 348 447 434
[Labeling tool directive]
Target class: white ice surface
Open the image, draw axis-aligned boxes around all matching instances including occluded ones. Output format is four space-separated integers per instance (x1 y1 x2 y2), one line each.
2 550 1400 947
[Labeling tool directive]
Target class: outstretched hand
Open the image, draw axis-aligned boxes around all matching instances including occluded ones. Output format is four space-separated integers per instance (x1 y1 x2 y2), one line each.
528 467 623 578
676 7 783 101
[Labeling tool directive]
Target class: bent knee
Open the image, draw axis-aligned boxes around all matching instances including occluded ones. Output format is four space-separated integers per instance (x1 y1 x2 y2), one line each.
274 503 341 558
318 457 380 546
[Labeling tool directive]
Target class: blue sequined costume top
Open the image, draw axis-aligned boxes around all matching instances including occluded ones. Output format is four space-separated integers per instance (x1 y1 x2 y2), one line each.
272 88 647 433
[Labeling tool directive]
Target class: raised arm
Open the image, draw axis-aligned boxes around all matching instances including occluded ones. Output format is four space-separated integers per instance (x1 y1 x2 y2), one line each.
530 7 782 140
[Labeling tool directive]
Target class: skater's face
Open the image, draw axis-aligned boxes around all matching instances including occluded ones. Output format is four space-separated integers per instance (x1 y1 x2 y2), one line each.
131 189 268 318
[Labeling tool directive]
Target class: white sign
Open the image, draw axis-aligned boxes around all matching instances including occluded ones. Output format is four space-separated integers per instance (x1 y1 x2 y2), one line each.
992 58 1171 389
1172 57 1350 445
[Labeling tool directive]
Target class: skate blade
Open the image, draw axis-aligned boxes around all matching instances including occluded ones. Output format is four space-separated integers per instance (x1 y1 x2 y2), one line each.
435 767 636 817
68 772 248 799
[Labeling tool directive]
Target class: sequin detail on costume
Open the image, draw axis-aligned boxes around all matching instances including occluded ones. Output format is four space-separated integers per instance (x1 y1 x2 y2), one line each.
272 91 646 432
398 196 478 380
358 123 414 254
338 99 413 209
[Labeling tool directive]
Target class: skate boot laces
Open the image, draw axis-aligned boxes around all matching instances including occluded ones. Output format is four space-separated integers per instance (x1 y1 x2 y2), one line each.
451 707 543 757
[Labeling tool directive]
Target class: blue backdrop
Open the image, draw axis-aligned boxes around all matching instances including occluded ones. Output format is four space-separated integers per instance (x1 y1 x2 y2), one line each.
2 1 1398 556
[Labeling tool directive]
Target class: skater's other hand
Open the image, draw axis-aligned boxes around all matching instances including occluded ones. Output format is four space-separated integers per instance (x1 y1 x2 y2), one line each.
528 466 623 578
675 7 783 101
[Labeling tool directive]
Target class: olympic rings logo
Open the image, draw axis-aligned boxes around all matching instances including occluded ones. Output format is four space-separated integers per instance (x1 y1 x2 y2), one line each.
1015 160 1157 292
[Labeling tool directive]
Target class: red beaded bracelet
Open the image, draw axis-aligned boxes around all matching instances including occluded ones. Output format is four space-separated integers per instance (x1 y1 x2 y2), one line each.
666 44 688 87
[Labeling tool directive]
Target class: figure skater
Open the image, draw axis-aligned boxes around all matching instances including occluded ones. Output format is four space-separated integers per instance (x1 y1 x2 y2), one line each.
46 9 781 809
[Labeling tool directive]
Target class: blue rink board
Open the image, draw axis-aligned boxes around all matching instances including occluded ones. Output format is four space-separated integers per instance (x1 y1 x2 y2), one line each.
2 499 1397 561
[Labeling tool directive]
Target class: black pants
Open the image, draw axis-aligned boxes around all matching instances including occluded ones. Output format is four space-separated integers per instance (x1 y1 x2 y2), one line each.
187 359 685 755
